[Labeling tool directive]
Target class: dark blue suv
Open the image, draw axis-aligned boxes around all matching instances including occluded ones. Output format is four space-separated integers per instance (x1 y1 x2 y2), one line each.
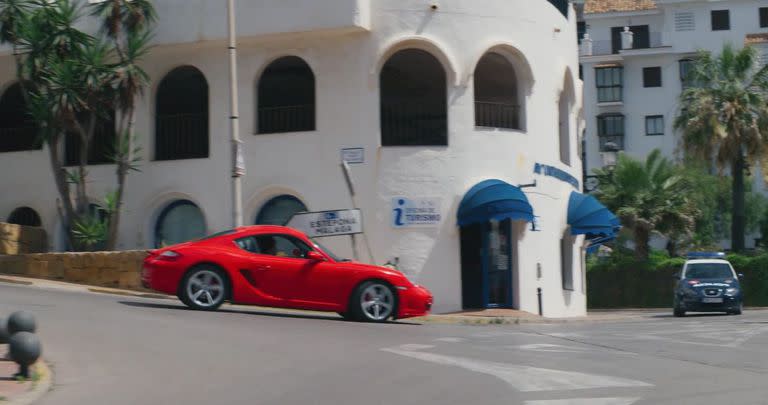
673 253 743 317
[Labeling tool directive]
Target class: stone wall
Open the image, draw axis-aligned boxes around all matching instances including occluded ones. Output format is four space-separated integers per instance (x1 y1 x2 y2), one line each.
0 222 47 255
0 250 150 291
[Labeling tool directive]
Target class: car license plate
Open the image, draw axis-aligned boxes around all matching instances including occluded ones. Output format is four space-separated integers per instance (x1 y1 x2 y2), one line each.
702 297 723 303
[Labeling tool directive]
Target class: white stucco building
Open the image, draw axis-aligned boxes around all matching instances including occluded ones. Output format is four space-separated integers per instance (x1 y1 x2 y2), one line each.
578 0 768 248
0 0 607 317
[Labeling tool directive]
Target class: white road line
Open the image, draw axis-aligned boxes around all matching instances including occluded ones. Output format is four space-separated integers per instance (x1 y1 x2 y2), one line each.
524 397 640 405
434 337 466 343
381 345 652 392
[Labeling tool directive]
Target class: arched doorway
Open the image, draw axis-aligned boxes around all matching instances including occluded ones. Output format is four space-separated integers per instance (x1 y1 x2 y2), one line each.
457 180 533 309
155 66 209 160
7 207 41 227
380 49 447 146
154 200 206 248
0 82 39 152
255 195 307 226
257 56 316 134
474 52 521 129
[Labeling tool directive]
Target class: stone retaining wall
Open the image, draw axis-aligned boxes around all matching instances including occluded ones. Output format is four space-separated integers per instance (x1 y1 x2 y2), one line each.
0 222 47 255
0 250 150 291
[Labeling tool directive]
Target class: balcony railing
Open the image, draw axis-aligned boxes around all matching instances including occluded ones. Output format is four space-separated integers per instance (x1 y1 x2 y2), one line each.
475 101 521 130
598 135 624 152
0 125 40 152
582 32 664 56
257 104 315 134
381 101 447 146
155 113 209 160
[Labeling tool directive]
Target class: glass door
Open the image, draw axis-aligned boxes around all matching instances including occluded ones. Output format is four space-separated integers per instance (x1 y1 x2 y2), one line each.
486 219 512 307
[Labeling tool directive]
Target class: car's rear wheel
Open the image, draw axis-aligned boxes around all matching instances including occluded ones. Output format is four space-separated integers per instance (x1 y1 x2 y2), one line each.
180 266 228 311
350 281 397 323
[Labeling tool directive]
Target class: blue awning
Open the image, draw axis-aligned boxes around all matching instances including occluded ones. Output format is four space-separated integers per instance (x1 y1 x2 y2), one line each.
568 191 620 236
457 179 534 226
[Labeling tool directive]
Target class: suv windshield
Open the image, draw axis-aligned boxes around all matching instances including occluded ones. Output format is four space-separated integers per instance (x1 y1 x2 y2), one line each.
684 263 734 279
311 239 350 262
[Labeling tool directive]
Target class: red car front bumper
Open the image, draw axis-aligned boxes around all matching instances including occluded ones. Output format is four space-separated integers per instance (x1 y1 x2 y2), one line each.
396 285 433 319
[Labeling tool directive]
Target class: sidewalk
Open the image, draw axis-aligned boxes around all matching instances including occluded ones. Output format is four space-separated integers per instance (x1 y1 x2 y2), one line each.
0 348 51 405
0 274 671 325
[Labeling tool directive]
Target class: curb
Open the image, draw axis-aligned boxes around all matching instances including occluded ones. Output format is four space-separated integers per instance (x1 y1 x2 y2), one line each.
5 360 53 405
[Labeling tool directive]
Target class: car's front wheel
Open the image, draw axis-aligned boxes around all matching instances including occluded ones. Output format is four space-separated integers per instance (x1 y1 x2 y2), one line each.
673 305 686 317
179 266 228 311
350 281 397 323
729 303 743 315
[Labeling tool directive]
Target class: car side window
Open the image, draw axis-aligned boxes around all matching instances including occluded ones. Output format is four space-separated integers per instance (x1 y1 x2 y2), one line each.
235 234 313 259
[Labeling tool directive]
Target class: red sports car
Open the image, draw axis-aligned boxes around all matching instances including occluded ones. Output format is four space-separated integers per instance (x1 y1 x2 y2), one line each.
142 225 433 322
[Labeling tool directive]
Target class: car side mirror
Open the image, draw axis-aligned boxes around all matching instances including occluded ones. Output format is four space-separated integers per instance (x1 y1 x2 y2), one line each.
738 273 744 279
306 251 325 262
672 273 680 280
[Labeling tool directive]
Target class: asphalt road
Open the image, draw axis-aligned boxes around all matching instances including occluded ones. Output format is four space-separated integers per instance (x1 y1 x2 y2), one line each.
2 283 768 405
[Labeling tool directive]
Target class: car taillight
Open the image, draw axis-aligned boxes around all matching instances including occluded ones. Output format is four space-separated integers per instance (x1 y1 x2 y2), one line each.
157 250 182 261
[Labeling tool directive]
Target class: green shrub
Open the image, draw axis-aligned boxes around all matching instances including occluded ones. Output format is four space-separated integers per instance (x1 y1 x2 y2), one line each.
587 251 768 308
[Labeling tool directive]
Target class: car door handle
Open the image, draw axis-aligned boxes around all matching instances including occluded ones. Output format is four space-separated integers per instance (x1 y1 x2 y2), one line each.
255 265 271 271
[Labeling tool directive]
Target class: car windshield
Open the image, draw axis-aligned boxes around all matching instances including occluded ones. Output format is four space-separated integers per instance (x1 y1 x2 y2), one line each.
311 239 350 262
684 263 734 279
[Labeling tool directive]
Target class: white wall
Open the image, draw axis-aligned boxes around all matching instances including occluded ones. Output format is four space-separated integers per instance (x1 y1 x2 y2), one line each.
0 0 584 316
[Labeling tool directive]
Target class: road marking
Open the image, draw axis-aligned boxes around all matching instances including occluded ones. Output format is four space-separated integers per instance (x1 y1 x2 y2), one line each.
524 398 640 405
396 344 434 351
516 343 591 353
381 345 652 392
435 337 466 343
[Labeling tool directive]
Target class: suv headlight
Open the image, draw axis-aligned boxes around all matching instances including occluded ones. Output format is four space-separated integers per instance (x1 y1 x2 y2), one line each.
725 288 739 296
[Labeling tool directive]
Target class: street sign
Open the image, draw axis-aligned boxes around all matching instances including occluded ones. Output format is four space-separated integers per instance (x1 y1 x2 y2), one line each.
287 209 363 238
341 148 364 164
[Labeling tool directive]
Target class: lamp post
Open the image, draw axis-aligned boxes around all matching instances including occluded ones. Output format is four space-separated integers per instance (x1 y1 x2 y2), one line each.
228 0 244 228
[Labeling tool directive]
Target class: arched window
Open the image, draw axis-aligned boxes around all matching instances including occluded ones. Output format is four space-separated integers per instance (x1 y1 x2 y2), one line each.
380 49 447 146
257 56 315 134
154 200 206 248
474 53 521 130
255 195 307 226
7 207 41 227
65 109 116 166
155 66 209 160
559 75 574 166
0 83 39 153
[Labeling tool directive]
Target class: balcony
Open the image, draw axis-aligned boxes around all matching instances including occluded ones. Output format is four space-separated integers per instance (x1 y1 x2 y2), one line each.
475 102 521 130
151 0 371 45
598 135 624 152
155 113 209 161
581 32 665 57
258 105 315 134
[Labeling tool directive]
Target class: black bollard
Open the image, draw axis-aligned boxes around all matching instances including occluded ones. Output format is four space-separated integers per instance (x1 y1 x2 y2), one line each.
537 288 543 316
0 317 8 344
9 332 41 379
7 311 36 335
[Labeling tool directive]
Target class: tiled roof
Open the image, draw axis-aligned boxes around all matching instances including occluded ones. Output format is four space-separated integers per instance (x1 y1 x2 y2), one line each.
745 33 768 45
584 0 657 14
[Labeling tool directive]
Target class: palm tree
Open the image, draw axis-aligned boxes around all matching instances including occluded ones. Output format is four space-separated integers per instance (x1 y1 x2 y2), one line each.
0 0 153 250
593 150 698 260
675 44 768 252
90 0 155 250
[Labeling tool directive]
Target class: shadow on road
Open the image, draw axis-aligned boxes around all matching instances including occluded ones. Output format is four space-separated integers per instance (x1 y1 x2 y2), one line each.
651 313 731 319
117 300 419 325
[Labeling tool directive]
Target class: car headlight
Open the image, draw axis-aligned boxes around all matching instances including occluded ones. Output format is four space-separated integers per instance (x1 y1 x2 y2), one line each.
725 288 739 296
